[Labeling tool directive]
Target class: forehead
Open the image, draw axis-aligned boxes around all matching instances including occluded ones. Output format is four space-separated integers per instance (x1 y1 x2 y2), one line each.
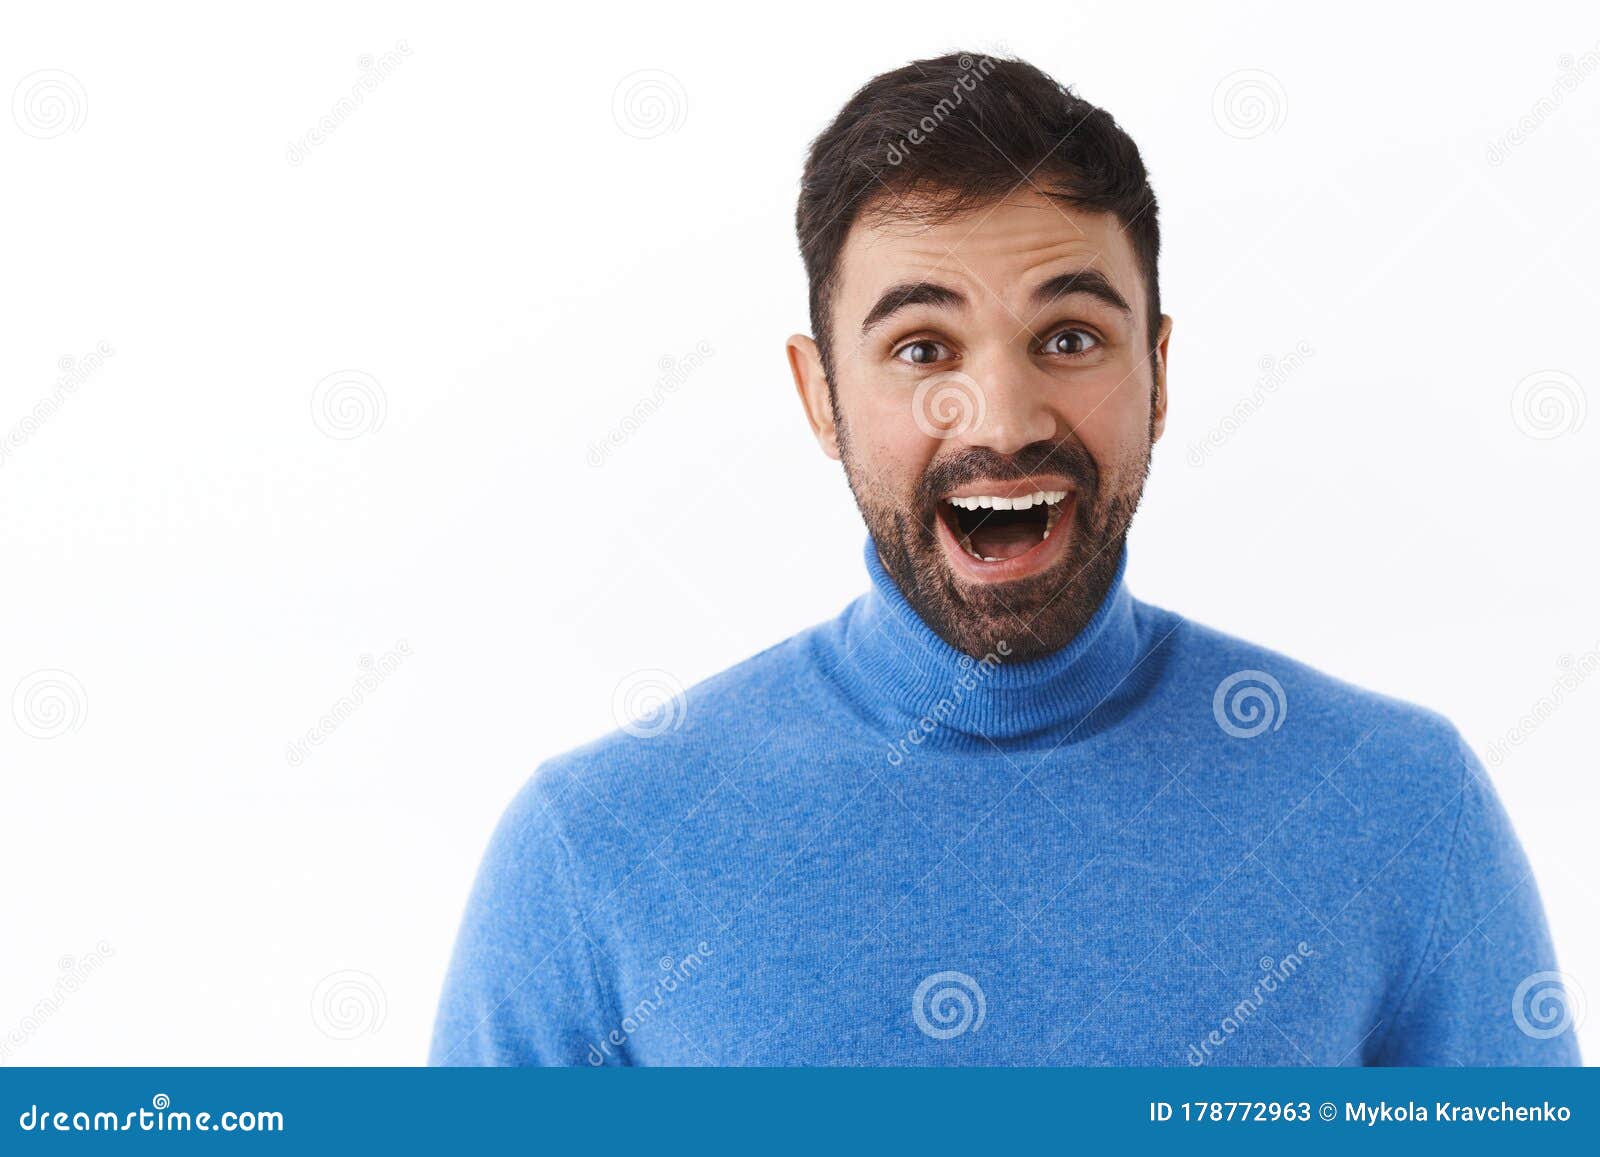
834 187 1144 325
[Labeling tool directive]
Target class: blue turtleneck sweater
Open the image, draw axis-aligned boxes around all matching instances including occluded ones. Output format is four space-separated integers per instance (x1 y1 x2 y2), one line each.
430 539 1578 1066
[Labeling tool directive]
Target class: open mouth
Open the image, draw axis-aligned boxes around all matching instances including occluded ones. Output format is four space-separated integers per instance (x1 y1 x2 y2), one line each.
938 489 1069 563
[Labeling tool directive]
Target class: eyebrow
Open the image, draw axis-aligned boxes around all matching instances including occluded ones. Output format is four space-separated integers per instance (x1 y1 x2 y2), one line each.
1030 269 1133 318
859 282 966 335
859 268 1133 337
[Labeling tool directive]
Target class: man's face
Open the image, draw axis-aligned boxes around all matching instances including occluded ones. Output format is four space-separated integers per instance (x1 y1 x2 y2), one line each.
789 188 1171 661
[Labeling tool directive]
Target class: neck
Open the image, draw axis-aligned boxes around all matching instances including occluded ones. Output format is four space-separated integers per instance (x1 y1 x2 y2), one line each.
817 535 1152 751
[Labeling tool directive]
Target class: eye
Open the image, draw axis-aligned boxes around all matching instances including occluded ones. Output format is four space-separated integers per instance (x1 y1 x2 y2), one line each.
894 339 951 366
1042 327 1100 356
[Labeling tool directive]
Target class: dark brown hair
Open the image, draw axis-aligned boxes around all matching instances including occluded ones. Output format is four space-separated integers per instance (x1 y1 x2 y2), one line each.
796 52 1161 382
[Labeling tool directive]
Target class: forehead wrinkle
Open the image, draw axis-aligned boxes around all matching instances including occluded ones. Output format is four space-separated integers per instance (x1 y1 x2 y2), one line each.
836 190 1146 341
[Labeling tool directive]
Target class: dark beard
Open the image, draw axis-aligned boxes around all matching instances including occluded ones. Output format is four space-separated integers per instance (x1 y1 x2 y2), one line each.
841 436 1149 662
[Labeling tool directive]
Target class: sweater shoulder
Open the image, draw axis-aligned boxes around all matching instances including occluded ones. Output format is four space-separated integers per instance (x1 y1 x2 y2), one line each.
1146 600 1474 793
522 623 828 843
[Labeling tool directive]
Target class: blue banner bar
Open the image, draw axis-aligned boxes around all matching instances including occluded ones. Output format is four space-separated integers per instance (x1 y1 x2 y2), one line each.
3 1067 1595 1153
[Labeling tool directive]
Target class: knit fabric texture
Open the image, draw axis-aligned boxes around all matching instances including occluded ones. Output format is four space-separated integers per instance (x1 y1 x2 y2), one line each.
430 537 1579 1066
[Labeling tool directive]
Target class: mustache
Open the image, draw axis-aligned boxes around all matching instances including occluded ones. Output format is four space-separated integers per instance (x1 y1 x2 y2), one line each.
918 439 1099 506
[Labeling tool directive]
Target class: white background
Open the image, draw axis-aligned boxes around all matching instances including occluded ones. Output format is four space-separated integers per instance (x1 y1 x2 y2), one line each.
3 0 1596 1064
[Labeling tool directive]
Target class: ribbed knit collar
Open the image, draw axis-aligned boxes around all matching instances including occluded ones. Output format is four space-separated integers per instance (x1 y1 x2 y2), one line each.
820 534 1148 751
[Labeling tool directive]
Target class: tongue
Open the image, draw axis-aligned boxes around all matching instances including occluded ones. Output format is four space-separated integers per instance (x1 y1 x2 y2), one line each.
969 522 1042 561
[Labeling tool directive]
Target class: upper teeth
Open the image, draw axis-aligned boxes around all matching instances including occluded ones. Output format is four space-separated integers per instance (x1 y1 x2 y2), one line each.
946 489 1067 511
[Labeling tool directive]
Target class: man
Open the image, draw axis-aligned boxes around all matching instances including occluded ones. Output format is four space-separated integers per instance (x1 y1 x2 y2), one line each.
430 53 1578 1066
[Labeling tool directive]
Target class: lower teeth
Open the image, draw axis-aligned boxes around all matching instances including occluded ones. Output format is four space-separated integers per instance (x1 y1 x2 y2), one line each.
958 500 1064 562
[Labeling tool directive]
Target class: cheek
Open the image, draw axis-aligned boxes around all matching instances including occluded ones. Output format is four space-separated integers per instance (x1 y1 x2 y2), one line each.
1059 367 1152 473
844 390 941 493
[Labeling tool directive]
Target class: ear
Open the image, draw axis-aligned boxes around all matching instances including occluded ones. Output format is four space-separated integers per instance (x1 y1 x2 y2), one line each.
786 333 840 460
1150 313 1173 443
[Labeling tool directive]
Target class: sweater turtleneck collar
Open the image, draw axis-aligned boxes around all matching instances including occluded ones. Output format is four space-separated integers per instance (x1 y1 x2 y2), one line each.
818 534 1152 751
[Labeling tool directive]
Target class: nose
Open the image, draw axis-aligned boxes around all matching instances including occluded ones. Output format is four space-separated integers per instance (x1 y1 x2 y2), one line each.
959 356 1059 456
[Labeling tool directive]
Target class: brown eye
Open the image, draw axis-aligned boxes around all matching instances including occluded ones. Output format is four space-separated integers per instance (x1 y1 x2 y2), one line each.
1045 328 1099 356
895 340 948 365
